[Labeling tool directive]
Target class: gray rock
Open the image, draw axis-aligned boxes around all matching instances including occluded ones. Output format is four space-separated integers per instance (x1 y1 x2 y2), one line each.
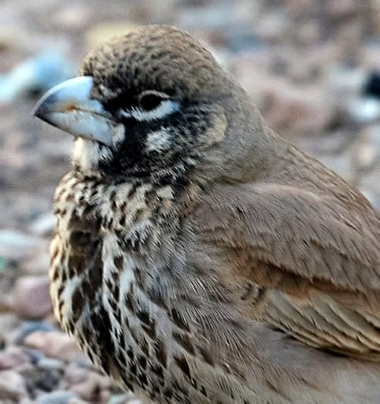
29 213 55 237
21 365 63 395
24 331 81 362
178 3 237 28
349 98 380 124
0 230 45 260
0 51 75 103
15 321 56 345
38 357 65 371
355 125 380 170
0 370 28 400
71 370 111 402
64 363 90 386
37 391 78 404
14 276 52 319
0 346 30 370
109 393 141 404
24 349 45 365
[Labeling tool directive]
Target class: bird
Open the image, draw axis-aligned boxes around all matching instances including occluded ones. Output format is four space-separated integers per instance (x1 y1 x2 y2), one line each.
33 25 380 404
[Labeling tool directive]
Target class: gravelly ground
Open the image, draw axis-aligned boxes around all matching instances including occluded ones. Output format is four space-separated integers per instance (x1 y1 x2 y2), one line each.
1 0 380 403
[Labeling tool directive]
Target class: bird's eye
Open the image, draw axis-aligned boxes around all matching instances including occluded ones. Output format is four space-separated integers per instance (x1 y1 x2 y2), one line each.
138 91 167 111
120 91 179 122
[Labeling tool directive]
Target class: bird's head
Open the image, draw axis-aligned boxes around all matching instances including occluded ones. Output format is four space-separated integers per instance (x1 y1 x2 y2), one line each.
34 25 266 188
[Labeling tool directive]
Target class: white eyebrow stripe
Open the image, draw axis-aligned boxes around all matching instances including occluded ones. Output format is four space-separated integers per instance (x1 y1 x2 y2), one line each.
120 100 180 122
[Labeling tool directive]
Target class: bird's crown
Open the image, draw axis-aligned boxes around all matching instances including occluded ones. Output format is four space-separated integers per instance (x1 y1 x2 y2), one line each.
82 25 229 104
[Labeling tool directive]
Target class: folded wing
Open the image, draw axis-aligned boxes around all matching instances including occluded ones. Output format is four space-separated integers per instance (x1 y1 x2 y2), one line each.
193 183 380 359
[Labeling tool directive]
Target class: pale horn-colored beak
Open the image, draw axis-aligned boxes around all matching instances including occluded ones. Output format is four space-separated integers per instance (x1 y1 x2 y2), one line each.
33 76 117 146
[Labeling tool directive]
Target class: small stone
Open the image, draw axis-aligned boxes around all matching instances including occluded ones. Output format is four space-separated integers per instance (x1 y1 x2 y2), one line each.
0 370 28 400
71 371 111 403
109 393 141 404
328 0 361 17
0 256 7 272
53 4 90 31
64 363 91 386
37 390 78 404
178 3 237 28
0 51 75 102
15 321 57 345
109 394 129 404
20 397 35 404
14 277 52 319
29 213 55 237
0 346 30 370
225 28 264 53
23 250 50 275
349 98 380 124
0 230 45 260
24 349 45 365
355 126 380 169
24 331 81 362
234 57 336 135
21 365 63 394
363 71 380 99
38 357 64 371
85 22 139 50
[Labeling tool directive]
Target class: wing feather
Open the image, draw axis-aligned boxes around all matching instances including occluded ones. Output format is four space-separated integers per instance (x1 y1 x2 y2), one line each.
192 182 380 358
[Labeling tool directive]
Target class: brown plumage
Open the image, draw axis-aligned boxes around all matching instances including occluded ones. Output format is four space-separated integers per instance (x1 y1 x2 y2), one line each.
34 25 380 403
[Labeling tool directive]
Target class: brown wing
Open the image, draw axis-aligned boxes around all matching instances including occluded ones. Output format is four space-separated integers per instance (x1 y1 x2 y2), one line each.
192 182 380 359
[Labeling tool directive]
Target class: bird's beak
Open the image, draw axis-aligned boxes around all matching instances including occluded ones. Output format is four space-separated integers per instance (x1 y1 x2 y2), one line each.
33 76 116 146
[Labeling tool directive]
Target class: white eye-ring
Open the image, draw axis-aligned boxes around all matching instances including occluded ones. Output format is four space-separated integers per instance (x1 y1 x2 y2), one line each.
120 99 180 122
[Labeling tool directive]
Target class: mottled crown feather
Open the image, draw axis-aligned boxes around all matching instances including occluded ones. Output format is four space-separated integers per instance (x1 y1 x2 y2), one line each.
80 25 231 103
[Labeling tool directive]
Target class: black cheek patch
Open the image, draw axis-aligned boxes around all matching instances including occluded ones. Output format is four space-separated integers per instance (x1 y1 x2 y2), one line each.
98 125 146 177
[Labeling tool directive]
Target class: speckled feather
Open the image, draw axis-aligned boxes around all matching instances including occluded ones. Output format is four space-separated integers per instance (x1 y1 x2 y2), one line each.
49 25 380 403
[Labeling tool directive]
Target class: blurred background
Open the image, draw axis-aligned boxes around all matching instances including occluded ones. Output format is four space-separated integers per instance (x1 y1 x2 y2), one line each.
1 0 380 403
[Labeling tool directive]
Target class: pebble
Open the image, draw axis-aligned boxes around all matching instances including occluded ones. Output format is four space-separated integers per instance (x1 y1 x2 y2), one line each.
234 57 335 135
24 331 81 362
68 400 91 404
226 28 264 53
178 3 238 28
0 346 30 370
23 250 50 276
37 390 78 404
354 125 380 170
109 393 141 404
38 357 65 371
24 349 45 365
28 213 55 237
349 98 380 124
21 365 63 394
85 22 138 50
329 66 367 97
15 321 57 345
64 363 91 385
363 70 380 99
0 230 45 260
0 51 75 102
0 370 28 400
0 256 7 272
14 276 52 319
71 370 111 403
